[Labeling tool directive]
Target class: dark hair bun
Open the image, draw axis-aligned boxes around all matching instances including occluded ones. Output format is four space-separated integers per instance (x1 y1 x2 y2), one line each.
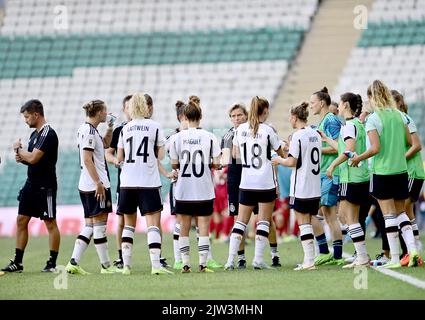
301 102 309 109
175 100 185 109
321 87 329 94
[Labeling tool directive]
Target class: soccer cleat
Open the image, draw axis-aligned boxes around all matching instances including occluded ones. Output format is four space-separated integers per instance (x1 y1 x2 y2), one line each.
199 265 214 273
342 258 370 269
314 252 333 266
181 265 192 273
100 265 118 274
160 257 171 268
224 262 235 270
408 250 422 267
400 254 410 267
152 267 174 275
379 261 401 269
252 261 272 270
173 261 183 270
122 266 131 275
323 258 345 266
370 253 390 267
65 261 90 275
271 256 282 267
1 260 23 273
344 252 357 264
237 259 246 270
41 260 56 272
206 259 223 269
294 263 316 271
112 259 124 269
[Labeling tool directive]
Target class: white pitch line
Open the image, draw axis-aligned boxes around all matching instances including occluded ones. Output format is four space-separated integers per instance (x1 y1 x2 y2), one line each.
342 252 425 290
373 267 425 290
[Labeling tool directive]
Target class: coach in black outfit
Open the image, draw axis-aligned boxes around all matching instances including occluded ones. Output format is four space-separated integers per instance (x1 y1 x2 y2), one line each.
1 100 60 273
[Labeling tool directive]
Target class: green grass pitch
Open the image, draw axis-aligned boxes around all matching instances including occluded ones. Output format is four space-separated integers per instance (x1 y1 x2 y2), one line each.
0 233 424 299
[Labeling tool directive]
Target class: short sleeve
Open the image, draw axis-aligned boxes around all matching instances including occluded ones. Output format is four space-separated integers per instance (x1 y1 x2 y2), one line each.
221 129 234 150
34 128 57 154
365 113 381 134
288 133 300 159
268 127 281 151
211 134 221 158
324 115 342 140
117 130 124 149
404 114 417 133
232 129 239 146
169 136 178 161
110 126 122 149
81 127 96 151
342 123 356 141
156 125 165 147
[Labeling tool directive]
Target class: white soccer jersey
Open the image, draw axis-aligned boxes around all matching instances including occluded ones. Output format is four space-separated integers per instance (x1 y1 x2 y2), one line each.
118 118 165 188
233 122 281 190
77 122 111 192
288 127 322 199
170 127 221 201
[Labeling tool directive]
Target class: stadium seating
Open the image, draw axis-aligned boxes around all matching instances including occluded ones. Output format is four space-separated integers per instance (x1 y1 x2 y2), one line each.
334 0 425 141
0 0 319 206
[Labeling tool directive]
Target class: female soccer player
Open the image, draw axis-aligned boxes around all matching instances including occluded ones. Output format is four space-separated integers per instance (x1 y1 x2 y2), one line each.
225 96 284 270
272 102 322 270
66 100 116 274
117 93 172 275
324 92 370 268
392 90 424 265
166 100 188 270
310 87 344 266
351 80 419 268
170 96 221 273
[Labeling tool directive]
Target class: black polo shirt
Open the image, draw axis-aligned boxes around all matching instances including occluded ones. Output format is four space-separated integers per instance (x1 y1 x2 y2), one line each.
26 124 58 188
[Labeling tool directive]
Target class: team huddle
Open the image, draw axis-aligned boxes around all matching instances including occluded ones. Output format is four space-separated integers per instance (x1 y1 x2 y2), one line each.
1 79 424 275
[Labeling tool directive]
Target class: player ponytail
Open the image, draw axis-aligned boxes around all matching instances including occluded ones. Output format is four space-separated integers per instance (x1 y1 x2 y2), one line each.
367 80 396 110
290 102 309 122
340 92 363 118
313 87 331 107
82 99 106 118
184 96 202 122
249 96 269 136
391 89 408 114
129 92 149 119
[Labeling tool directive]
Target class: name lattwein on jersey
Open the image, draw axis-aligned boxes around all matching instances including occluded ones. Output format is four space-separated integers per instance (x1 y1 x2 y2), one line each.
183 138 201 145
161 303 263 317
126 125 150 132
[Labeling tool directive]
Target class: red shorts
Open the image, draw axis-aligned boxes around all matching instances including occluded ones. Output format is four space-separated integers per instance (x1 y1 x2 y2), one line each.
214 184 228 213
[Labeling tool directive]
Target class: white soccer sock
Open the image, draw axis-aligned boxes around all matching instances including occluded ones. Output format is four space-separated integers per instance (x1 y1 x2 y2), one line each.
411 218 420 240
384 215 400 263
173 223 182 262
299 224 315 266
227 221 246 265
71 224 93 263
93 221 110 268
254 220 270 264
121 225 135 268
179 236 190 267
147 226 162 269
397 213 417 252
207 235 214 261
348 223 368 262
198 236 210 267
